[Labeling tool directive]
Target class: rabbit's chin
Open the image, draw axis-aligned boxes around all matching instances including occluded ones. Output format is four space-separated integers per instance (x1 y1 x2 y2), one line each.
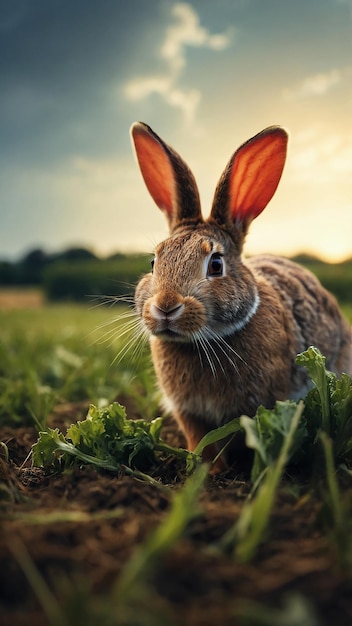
153 329 190 342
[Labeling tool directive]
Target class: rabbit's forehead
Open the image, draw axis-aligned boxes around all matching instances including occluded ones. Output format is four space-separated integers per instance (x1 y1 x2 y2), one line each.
156 232 227 259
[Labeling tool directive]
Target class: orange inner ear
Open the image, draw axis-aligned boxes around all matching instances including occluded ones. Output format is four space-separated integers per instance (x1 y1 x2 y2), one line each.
229 130 287 222
133 132 175 219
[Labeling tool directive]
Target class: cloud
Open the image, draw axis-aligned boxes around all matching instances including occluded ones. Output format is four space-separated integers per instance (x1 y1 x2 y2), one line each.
124 74 201 124
282 68 343 101
160 3 230 71
123 2 232 124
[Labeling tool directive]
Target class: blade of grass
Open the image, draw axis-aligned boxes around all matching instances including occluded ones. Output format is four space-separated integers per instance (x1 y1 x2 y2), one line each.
235 592 319 626
114 463 209 601
217 401 304 562
9 538 68 626
193 418 242 456
187 418 242 472
319 431 342 530
318 431 352 569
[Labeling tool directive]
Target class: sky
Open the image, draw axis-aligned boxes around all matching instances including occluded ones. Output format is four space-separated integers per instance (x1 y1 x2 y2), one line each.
1 0 352 263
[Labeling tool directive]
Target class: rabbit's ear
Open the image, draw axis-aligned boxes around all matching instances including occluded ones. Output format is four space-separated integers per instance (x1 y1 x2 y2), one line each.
210 127 288 245
131 122 202 230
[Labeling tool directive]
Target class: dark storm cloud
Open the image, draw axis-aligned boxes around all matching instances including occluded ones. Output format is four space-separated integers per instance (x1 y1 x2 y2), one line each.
0 0 163 165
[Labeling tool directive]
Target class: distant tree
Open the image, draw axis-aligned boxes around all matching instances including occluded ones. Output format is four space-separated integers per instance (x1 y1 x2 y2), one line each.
21 248 48 266
290 253 323 266
0 261 16 285
17 248 49 284
58 247 98 262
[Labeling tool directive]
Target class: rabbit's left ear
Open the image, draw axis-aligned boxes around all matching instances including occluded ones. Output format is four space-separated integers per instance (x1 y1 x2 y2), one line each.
210 127 288 240
131 122 202 231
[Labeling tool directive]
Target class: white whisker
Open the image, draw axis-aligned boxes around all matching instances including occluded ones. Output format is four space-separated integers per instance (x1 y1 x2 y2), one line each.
88 294 135 309
111 322 148 367
206 332 239 374
86 295 151 371
204 336 227 377
216 334 247 366
191 326 246 378
196 335 217 378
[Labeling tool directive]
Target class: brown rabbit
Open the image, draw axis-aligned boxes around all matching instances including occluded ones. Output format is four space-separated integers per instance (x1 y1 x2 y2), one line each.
131 122 352 471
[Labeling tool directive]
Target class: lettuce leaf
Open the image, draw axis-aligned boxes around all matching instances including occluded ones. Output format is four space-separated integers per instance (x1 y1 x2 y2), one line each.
32 402 164 473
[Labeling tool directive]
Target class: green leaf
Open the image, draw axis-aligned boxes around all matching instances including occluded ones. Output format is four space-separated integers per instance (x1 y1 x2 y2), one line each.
296 346 331 433
193 418 242 457
231 401 304 562
32 402 199 481
297 346 352 463
330 373 352 460
32 428 69 468
241 401 308 483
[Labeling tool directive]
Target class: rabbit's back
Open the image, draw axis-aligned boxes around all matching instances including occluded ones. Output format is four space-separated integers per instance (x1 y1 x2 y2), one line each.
246 254 352 383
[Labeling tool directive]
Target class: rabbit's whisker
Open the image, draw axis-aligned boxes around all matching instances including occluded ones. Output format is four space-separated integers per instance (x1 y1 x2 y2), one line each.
207 331 243 374
111 322 147 367
196 335 217 378
96 317 140 346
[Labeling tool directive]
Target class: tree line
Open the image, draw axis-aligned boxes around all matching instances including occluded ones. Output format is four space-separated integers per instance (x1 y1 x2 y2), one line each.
0 247 351 304
0 247 149 301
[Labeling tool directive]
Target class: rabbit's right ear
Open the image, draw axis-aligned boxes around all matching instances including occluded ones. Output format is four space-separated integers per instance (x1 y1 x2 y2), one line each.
210 127 288 248
131 122 202 231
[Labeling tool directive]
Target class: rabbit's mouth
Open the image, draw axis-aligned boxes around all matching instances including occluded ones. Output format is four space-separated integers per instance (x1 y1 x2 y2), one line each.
154 328 186 341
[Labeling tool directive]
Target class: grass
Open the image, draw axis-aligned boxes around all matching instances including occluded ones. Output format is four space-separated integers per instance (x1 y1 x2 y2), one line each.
1 298 352 625
0 303 158 427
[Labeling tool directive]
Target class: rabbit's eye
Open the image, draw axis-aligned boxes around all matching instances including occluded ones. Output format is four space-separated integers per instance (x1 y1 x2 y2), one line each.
207 253 224 277
151 257 156 272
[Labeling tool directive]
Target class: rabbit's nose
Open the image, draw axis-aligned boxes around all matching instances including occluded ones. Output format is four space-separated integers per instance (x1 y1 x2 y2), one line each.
150 301 185 321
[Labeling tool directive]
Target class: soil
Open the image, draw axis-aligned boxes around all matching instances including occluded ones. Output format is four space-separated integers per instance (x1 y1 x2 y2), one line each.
0 288 44 310
1 401 352 626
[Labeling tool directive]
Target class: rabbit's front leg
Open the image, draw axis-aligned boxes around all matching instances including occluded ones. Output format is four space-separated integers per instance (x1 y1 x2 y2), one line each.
175 411 229 474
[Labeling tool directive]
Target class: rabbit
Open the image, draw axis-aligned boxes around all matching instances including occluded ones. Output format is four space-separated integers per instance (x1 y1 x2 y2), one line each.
131 121 352 472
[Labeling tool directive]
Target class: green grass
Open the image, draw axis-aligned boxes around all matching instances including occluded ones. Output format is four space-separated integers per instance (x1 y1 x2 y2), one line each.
1 299 352 626
0 303 158 427
343 303 352 323
0 300 350 429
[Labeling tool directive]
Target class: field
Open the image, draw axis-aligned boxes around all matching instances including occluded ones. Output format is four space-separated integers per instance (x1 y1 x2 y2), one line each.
1 295 352 626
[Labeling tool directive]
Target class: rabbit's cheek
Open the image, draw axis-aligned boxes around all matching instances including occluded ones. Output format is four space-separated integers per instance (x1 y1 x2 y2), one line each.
134 274 153 315
179 296 207 335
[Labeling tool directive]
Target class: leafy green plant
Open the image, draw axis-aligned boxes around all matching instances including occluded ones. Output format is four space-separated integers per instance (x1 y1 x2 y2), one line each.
297 346 352 462
32 402 195 484
241 401 308 483
212 347 352 564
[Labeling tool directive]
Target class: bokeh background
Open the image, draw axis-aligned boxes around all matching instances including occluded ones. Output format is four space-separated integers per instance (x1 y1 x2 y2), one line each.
1 0 352 262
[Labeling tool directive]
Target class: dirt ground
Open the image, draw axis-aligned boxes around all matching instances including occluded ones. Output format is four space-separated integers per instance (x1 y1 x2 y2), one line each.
0 288 44 310
1 402 352 626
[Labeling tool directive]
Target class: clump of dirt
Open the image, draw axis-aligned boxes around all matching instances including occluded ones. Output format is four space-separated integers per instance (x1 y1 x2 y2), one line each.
1 403 352 626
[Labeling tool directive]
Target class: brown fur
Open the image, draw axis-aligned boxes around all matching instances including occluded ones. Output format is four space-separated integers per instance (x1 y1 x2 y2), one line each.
131 122 352 472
